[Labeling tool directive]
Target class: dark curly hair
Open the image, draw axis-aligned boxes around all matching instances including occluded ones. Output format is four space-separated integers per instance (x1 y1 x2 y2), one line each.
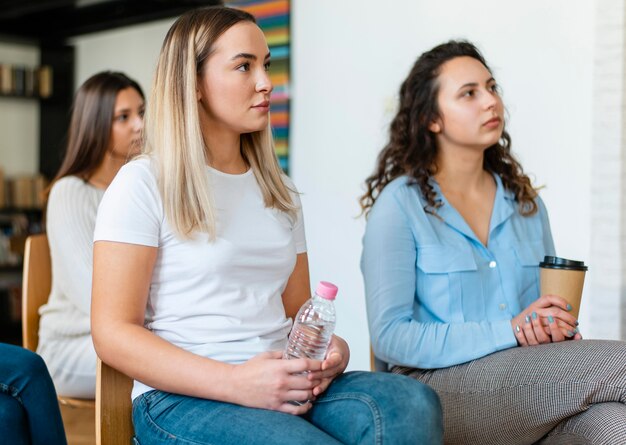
359 40 538 217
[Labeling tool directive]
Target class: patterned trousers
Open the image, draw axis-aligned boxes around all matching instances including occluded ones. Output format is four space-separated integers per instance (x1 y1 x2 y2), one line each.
392 340 626 445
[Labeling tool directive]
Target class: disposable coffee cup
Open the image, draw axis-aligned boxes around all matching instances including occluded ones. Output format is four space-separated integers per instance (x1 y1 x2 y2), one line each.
539 256 588 319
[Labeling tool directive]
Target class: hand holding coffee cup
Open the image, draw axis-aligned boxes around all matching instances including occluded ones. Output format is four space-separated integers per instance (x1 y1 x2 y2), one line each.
511 293 580 346
539 256 588 320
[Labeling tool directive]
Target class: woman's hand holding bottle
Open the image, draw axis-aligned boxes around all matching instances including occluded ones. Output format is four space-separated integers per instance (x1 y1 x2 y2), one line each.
307 335 350 397
231 351 322 415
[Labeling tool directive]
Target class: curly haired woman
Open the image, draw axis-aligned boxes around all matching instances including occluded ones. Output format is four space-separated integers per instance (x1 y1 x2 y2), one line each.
360 40 626 445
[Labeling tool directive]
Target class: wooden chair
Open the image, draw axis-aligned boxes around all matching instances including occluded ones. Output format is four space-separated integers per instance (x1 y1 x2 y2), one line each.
22 233 52 353
96 358 134 445
21 233 96 441
370 344 389 372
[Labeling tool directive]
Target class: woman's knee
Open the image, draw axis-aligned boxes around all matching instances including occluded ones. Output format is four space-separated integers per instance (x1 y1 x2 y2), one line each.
1 346 51 394
372 374 443 443
390 375 442 423
412 379 442 418
344 372 443 440
2 344 47 376
21 350 49 379
337 371 441 411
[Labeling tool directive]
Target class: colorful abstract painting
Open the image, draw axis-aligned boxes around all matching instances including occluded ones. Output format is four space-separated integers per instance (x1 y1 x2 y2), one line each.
228 0 290 173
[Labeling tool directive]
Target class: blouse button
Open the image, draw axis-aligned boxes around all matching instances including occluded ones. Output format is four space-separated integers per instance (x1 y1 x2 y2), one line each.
499 303 507 311
489 260 497 268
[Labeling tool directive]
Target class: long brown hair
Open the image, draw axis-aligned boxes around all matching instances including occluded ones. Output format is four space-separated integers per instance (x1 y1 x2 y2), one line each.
359 40 538 216
46 71 144 196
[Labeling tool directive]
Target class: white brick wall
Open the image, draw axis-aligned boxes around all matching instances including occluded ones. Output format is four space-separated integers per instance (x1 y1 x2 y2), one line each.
589 0 626 339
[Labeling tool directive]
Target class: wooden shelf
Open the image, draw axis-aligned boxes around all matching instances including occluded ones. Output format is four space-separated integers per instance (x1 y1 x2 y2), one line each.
0 93 39 100
0 207 43 213
0 264 22 273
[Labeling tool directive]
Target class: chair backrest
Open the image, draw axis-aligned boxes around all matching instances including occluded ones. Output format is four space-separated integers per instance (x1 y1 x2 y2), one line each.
96 358 134 445
370 344 390 372
22 232 97 418
22 233 52 352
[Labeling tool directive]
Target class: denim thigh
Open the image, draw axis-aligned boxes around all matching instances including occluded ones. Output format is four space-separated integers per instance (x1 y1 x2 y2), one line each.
307 371 443 445
133 371 442 445
132 389 342 445
0 343 66 445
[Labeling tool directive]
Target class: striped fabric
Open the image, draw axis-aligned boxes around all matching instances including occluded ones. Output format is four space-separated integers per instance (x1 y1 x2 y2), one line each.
392 340 626 445
228 0 291 173
538 403 626 444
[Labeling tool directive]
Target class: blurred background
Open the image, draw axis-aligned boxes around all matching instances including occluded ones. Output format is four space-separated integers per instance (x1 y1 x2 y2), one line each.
0 0 621 371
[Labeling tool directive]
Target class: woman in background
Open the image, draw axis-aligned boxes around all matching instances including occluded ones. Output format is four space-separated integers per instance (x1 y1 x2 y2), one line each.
38 71 144 398
92 6 442 444
360 40 626 444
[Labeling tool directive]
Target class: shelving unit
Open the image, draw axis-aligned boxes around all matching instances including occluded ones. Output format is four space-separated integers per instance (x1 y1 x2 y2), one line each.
0 48 74 181
0 207 43 344
0 23 76 347
0 0 221 345
0 63 53 98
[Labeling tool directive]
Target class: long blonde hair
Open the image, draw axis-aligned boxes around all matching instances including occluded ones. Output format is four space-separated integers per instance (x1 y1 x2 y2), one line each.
144 6 296 239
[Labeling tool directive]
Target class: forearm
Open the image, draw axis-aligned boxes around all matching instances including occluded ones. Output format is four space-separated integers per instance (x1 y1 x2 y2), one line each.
373 317 517 369
92 321 237 402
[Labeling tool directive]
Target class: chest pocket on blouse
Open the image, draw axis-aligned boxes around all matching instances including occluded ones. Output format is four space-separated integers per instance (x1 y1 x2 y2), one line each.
512 240 544 307
416 244 477 322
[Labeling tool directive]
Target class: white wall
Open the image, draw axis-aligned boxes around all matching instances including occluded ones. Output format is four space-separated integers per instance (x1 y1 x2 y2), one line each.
291 0 595 370
71 18 176 98
0 43 39 175
589 0 626 339
61 1 597 370
1 17 175 177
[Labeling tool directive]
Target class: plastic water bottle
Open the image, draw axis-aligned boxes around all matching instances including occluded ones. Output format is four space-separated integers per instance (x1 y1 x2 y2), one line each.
283 281 337 361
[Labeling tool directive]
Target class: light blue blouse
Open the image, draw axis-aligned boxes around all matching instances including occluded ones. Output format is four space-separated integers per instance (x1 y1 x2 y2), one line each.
360 174 555 369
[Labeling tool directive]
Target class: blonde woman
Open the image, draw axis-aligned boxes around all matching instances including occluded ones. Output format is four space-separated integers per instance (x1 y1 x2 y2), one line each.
91 6 442 444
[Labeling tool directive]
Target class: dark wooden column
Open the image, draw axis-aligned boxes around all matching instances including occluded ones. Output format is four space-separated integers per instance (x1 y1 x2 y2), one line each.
39 44 74 181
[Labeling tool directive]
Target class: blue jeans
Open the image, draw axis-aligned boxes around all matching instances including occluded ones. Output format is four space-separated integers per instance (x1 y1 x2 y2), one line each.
132 371 442 444
0 343 67 445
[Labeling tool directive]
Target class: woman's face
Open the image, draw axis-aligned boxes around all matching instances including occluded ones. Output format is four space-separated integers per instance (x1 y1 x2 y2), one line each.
429 56 504 154
108 87 144 159
197 21 273 136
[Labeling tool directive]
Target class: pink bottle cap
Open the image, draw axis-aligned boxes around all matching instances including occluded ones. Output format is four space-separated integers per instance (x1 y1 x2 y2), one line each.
316 281 338 300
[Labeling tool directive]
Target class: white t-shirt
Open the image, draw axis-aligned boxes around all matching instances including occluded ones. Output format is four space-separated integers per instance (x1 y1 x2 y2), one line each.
94 158 307 399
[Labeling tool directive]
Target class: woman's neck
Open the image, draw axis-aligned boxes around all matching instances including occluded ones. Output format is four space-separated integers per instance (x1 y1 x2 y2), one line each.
203 130 247 174
433 145 497 247
88 152 126 189
433 147 489 194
